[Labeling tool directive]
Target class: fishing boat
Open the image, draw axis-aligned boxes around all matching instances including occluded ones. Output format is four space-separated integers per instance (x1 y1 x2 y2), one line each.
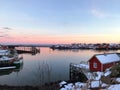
0 46 23 70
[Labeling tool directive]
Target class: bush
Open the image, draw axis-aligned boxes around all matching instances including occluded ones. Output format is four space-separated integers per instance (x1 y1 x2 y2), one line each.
110 63 120 77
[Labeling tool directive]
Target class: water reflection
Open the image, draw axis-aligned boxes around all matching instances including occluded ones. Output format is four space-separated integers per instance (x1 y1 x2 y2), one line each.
0 61 23 76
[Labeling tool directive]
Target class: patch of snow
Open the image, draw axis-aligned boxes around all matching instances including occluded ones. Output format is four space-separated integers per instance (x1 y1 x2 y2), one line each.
104 71 111 76
60 88 66 90
64 85 72 90
67 83 73 88
95 72 103 80
59 81 67 87
90 81 101 88
75 82 86 88
108 84 120 90
116 78 120 82
60 82 86 90
87 72 93 80
102 83 108 87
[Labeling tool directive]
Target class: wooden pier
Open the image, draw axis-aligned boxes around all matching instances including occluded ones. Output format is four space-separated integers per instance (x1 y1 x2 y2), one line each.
3 45 40 54
69 63 89 82
0 44 40 55
15 46 40 55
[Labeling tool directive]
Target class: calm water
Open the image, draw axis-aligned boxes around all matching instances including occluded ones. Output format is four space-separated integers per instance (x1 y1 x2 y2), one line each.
0 47 119 86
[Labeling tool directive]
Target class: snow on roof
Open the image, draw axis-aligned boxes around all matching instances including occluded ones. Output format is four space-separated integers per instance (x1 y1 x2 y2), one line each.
73 64 89 69
95 53 120 64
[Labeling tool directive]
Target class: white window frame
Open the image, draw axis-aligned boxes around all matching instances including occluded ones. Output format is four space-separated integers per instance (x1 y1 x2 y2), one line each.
93 62 97 68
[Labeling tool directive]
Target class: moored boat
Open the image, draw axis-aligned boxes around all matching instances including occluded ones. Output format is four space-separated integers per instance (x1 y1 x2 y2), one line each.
0 46 23 70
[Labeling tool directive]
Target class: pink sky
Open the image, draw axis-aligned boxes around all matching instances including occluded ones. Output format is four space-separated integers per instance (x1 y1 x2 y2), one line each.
1 0 120 44
0 33 119 44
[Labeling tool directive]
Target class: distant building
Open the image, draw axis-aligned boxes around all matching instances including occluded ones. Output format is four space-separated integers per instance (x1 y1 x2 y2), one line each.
88 53 120 72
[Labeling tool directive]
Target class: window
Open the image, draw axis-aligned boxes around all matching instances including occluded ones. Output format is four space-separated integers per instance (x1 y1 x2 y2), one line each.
93 62 97 68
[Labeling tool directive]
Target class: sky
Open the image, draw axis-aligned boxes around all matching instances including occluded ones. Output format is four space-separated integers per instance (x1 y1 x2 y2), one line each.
0 0 120 44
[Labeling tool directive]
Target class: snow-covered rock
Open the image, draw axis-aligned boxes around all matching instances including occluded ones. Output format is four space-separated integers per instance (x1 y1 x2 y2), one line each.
60 82 86 90
116 78 120 82
75 82 86 88
59 81 67 87
104 70 111 76
90 81 101 88
95 72 103 80
108 84 120 90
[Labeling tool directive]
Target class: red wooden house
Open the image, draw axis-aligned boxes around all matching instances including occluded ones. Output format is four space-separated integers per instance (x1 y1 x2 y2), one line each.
88 53 120 72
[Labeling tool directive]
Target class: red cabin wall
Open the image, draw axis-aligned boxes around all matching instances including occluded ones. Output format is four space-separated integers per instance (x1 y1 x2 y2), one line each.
89 56 102 72
89 56 120 72
103 61 120 71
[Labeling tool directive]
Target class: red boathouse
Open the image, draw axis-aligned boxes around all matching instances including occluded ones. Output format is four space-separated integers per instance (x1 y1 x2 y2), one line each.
88 53 120 72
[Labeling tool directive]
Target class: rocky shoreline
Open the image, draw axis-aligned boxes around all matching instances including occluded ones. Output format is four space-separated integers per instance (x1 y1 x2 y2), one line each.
0 83 60 90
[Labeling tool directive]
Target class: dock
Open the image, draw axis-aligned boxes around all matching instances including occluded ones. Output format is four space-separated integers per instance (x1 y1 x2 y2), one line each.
15 46 40 55
69 63 90 82
0 45 40 55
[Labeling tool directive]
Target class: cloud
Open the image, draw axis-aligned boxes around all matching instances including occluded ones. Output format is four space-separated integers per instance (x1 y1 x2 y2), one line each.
0 27 12 31
2 27 12 30
91 9 120 20
91 9 107 18
0 34 8 38
0 27 13 38
0 31 4 34
0 34 13 39
0 36 4 37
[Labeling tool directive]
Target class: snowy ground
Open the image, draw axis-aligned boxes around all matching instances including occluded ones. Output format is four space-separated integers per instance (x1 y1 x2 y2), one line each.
60 66 120 90
60 81 120 90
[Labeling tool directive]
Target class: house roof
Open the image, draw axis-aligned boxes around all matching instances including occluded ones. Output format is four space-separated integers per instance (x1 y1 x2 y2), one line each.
95 53 120 64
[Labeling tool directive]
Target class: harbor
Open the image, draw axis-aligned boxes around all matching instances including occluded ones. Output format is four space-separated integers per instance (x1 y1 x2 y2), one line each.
0 46 120 89
50 43 120 50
